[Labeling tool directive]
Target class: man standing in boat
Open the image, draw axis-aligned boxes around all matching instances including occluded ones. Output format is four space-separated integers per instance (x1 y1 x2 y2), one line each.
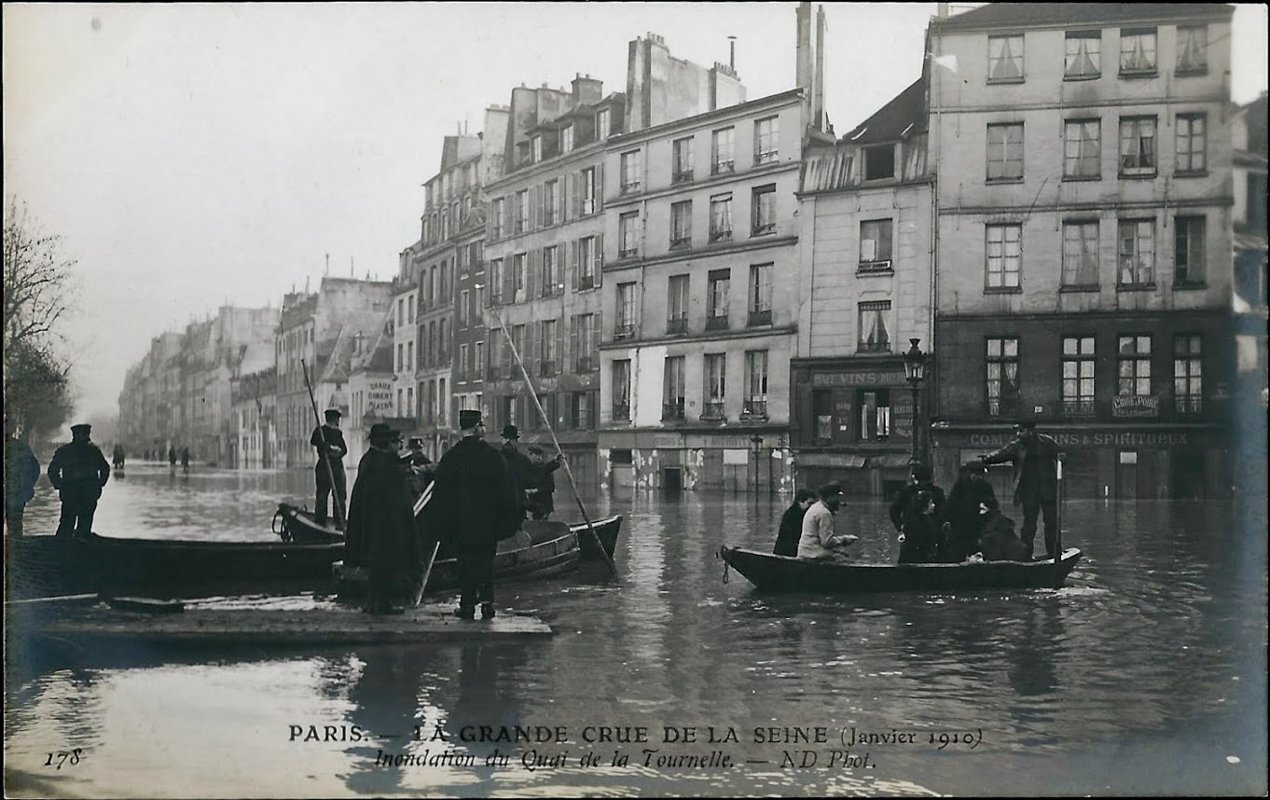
980 419 1061 560
499 424 536 520
524 445 563 521
797 482 859 563
47 423 111 538
402 436 434 502
889 464 946 562
347 423 419 614
431 410 520 620
310 408 348 530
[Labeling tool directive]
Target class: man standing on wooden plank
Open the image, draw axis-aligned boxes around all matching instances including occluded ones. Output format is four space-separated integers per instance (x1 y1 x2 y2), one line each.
347 423 418 615
47 423 111 538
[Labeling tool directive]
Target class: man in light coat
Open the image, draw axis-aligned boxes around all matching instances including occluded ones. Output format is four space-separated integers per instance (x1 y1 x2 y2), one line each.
797 481 859 562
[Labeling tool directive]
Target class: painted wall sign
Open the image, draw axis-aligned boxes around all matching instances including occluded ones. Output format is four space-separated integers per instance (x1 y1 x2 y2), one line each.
812 371 907 387
1112 395 1159 418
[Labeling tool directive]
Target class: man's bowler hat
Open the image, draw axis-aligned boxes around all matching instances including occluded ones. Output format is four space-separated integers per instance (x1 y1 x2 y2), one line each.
368 422 398 443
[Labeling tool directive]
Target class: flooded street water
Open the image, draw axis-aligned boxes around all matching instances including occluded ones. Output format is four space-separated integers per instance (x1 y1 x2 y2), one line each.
4 462 1267 797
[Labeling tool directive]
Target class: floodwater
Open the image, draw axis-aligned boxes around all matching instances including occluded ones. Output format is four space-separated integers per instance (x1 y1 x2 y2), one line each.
4 461 1267 797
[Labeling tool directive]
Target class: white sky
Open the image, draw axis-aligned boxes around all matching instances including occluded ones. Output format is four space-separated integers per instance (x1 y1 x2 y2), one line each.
3 2 1268 421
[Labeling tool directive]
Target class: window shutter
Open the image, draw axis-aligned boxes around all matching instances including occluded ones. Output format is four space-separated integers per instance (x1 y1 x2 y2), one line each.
531 184 542 230
503 260 515 306
595 232 604 287
527 248 539 300
525 323 536 372
571 172 581 219
596 162 605 213
570 240 580 291
557 178 566 224
592 311 602 367
569 315 579 374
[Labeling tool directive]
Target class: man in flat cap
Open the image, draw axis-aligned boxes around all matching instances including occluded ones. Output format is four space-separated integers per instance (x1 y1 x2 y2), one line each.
48 423 111 538
796 481 859 563
310 408 348 529
347 423 418 614
430 410 520 620
980 418 1061 560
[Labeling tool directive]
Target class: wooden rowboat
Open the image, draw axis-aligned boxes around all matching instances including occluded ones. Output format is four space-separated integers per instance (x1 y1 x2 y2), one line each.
719 546 1083 594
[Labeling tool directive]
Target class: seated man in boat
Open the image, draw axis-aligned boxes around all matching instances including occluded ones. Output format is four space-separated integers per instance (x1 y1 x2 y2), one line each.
773 488 817 557
897 489 942 564
796 482 859 564
524 446 563 521
939 461 1001 562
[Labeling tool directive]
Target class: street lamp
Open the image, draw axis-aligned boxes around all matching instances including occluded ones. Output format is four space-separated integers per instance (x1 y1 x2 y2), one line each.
750 434 764 496
903 338 926 467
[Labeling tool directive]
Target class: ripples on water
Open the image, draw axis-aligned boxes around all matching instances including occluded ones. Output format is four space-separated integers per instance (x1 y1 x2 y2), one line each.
5 463 1267 796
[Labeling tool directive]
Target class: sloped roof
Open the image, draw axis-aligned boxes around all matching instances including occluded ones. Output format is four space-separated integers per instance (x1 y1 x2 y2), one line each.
349 317 395 375
317 310 392 384
931 3 1232 31
843 76 927 145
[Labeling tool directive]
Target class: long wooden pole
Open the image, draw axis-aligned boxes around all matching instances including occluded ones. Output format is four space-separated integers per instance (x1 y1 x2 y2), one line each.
491 307 617 576
300 358 345 526
1054 454 1064 561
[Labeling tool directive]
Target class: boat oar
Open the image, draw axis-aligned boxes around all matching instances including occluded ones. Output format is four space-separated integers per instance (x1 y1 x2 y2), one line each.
301 358 347 527
491 306 617 576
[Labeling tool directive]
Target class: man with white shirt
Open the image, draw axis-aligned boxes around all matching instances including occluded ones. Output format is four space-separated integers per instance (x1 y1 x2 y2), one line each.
797 481 859 563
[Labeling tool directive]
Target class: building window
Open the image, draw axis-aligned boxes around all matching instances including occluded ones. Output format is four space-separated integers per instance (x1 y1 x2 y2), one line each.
751 184 776 235
812 390 833 442
754 116 779 164
663 356 685 420
1120 28 1157 75
670 200 692 248
672 136 694 182
743 350 768 418
1119 116 1157 176
857 300 891 353
667 274 689 334
475 341 484 376
748 263 772 326
1176 113 1206 174
515 189 529 233
542 245 560 297
539 319 557 376
396 343 403 372
1117 335 1152 398
530 135 542 164
986 223 1022 289
620 150 642 194
859 219 893 270
856 389 891 441
1061 336 1096 416
490 199 504 238
618 212 640 258
986 123 1023 181
458 289 468 326
578 235 598 288
1117 219 1155 285
512 253 527 302
703 353 727 418
581 167 597 216
543 179 558 226
397 298 404 327
596 108 611 139
986 337 1020 416
615 282 636 339
711 127 734 174
1173 334 1202 413
709 193 733 242
1174 216 1206 285
863 144 895 180
612 360 631 421
1064 119 1101 178
707 269 730 331
560 124 573 153
458 343 469 379
1176 25 1208 74
573 313 598 372
1062 221 1100 286
988 34 1025 82
1064 30 1101 78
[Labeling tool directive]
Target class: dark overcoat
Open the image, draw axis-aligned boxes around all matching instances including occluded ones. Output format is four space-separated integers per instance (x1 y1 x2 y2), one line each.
346 446 419 573
939 476 1000 561
5 437 41 507
982 432 1061 504
433 436 521 550
47 441 110 500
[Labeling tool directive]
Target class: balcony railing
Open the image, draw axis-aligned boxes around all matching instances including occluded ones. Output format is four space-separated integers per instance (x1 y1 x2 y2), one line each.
700 401 726 419
709 229 732 243
741 399 768 418
578 274 595 290
857 340 891 354
662 401 685 421
666 318 688 335
712 160 735 175
752 222 776 236
614 323 635 340
705 315 729 331
620 181 642 195
748 309 772 327
673 169 694 183
1061 399 1095 416
618 247 639 259
670 236 691 250
611 403 630 422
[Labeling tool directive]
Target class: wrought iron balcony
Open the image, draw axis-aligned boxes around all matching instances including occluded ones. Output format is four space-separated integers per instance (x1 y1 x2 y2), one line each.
662 401 685 421
705 315 729 332
748 309 772 327
666 318 688 335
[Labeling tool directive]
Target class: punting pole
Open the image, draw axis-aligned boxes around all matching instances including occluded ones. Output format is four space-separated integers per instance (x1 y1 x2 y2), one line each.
5 593 99 606
410 481 440 607
301 358 346 526
491 306 617 576
1055 455 1064 561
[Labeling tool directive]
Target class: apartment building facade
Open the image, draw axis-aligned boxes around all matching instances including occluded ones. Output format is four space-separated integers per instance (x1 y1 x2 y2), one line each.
926 3 1236 499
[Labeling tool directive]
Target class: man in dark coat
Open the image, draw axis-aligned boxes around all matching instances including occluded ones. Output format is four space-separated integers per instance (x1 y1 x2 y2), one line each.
773 488 817 556
524 445 563 521
347 423 419 614
310 409 348 529
981 419 1061 559
976 507 1031 562
897 489 943 564
4 417 41 536
499 424 536 521
889 465 946 542
939 462 1001 562
403 436 434 503
432 410 520 620
47 423 111 538
168 446 177 467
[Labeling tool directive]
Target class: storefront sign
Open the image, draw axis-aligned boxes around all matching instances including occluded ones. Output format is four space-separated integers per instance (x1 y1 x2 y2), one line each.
1112 395 1159 418
366 380 394 413
959 431 1194 449
812 371 907 388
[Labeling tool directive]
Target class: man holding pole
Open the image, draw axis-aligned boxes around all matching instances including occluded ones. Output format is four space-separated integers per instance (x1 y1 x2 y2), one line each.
311 408 348 529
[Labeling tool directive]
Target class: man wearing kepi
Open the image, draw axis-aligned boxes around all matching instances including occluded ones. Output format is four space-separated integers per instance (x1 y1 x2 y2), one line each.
430 410 520 620
347 423 418 614
797 481 859 563
310 408 348 529
47 423 111 538
980 418 1061 560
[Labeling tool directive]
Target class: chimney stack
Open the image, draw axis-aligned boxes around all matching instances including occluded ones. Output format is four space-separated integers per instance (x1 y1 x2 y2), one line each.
814 5 826 130
728 35 737 71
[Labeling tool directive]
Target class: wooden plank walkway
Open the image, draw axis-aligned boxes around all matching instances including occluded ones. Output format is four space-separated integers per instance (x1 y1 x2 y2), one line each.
38 602 553 644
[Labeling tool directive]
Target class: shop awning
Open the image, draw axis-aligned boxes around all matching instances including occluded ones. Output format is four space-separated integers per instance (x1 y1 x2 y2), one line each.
870 453 914 469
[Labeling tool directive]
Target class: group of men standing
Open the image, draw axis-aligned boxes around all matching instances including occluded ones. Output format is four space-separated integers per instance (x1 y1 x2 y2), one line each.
311 409 564 619
3 420 111 539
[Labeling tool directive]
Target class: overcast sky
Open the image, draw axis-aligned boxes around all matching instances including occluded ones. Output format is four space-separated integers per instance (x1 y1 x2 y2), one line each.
4 2 1268 423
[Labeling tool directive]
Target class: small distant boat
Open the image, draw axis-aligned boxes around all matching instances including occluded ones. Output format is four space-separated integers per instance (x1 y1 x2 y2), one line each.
719 546 1083 594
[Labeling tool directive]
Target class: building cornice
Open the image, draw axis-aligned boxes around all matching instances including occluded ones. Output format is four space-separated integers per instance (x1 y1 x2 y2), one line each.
604 234 798 272
606 88 806 148
606 159 800 208
600 324 796 350
931 92 1231 115
487 141 606 192
938 196 1234 216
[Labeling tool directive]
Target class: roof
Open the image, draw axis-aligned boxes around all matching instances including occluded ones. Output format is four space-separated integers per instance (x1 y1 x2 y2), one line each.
842 76 927 145
930 3 1232 31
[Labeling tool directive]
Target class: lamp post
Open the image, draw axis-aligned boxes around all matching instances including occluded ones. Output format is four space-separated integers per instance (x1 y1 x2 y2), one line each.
751 434 764 496
903 338 926 467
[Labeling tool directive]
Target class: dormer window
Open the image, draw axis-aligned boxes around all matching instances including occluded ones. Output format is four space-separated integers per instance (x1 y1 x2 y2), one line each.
863 144 895 181
531 135 542 164
597 108 611 140
561 125 574 152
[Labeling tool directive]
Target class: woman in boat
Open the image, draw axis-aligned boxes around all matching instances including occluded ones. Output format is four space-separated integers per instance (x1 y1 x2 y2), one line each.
889 464 945 549
897 489 942 564
976 506 1031 561
773 488 817 557
939 461 1000 562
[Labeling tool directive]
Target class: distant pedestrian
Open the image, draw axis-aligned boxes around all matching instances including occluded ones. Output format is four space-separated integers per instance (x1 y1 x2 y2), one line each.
430 410 520 620
48 423 111 538
797 482 859 563
310 409 348 529
981 419 1061 559
347 423 418 614
168 446 177 468
524 445 563 521
773 488 817 557
112 444 126 470
4 416 41 536
180 446 191 473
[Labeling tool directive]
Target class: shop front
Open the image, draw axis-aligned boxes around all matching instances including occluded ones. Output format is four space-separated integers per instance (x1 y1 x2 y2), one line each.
597 427 792 494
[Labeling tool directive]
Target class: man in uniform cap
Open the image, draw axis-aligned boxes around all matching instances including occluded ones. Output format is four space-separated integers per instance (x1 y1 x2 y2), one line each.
980 418 1061 559
346 423 418 614
796 481 859 563
48 423 111 537
310 408 348 529
429 410 520 620
402 436 434 502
